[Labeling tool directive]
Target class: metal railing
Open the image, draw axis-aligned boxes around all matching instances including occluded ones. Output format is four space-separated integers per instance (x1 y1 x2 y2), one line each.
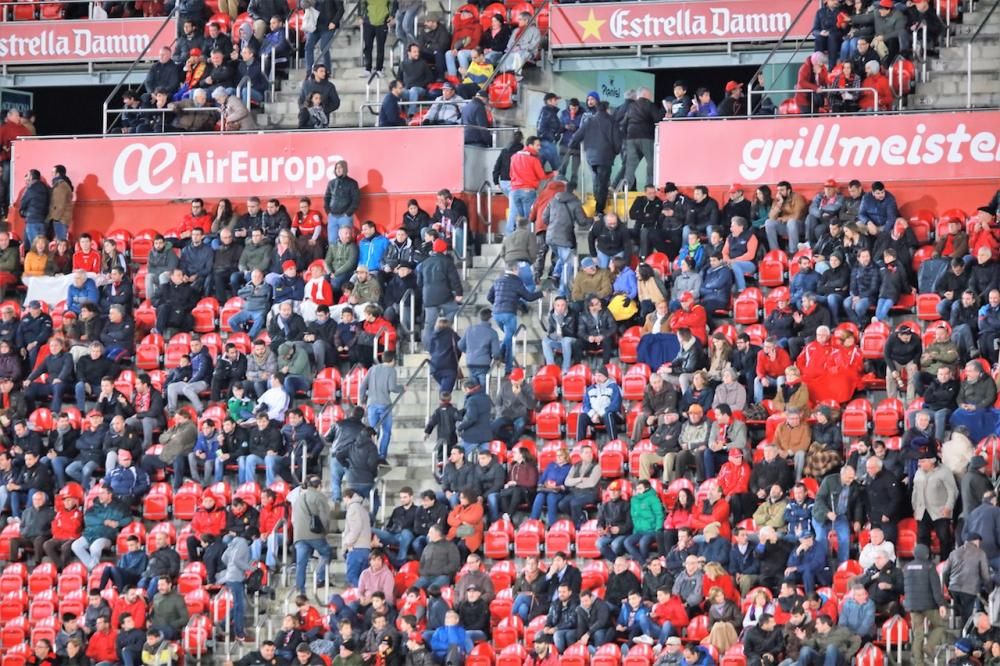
967 0 1000 107
745 0 817 116
100 4 178 134
104 105 225 134
475 180 497 245
479 0 550 93
747 86 882 113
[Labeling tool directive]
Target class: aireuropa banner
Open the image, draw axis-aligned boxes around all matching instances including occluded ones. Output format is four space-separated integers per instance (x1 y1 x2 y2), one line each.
549 0 811 48
11 127 465 202
656 112 1000 186
0 18 175 64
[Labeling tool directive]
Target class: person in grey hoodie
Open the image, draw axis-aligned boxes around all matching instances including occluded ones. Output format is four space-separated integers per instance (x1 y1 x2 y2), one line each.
218 532 253 640
342 488 372 587
292 475 333 595
359 350 403 461
146 235 178 303
457 308 501 386
543 186 587 296
672 555 705 615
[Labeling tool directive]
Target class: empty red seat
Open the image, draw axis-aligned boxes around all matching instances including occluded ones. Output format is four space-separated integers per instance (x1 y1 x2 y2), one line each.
514 519 544 558
619 325 642 363
759 250 788 287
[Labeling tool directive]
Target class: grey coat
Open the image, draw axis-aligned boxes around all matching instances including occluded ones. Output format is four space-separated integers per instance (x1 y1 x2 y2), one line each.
342 494 372 551
944 541 990 595
458 322 501 366
501 227 537 264
217 536 251 584
292 486 330 543
543 191 587 249
912 463 958 521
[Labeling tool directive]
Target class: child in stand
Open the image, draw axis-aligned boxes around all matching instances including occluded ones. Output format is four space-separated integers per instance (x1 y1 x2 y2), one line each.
424 391 459 450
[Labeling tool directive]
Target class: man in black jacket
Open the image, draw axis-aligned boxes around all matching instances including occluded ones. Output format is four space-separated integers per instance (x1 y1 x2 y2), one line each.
154 268 197 335
298 64 341 116
622 88 662 190
413 489 449 556
684 185 721 239
397 43 434 109
324 160 361 241
144 46 181 101
325 406 366 503
24 337 74 412
744 614 784 666
74 341 113 412
570 101 621 221
587 212 633 269
883 325 921 403
575 589 612 648
372 485 419 567
862 456 904 543
212 343 248 401
543 583 580 651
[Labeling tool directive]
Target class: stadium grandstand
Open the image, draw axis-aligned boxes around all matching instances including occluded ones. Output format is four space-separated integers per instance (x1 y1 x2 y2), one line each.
2 0 1000 664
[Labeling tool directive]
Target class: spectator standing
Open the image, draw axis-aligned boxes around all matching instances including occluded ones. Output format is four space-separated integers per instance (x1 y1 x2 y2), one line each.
418 240 463 348
912 450 958 559
508 136 553 235
324 160 360 240
292 475 333 595
359 350 402 461
487 263 542 374
361 0 391 76
19 169 51 247
570 101 621 222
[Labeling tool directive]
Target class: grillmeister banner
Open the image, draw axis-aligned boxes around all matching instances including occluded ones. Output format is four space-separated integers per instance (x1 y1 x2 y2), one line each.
0 18 175 64
10 127 465 202
655 112 1000 185
548 0 812 48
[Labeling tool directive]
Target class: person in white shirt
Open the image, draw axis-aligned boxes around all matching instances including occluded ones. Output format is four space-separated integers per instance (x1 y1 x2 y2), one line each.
858 526 897 570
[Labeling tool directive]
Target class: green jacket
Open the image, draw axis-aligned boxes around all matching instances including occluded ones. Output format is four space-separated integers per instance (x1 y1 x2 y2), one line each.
921 340 959 374
238 239 273 273
83 499 133 541
0 247 20 274
361 0 391 25
325 240 359 278
278 342 313 381
630 487 664 534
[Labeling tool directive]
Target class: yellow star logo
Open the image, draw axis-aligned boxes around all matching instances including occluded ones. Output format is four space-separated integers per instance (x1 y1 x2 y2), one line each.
577 9 606 41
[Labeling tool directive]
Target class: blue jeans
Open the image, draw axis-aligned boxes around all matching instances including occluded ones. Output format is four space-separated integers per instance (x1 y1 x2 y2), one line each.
237 453 264 485
731 261 756 291
25 221 46 247
226 581 247 638
284 375 310 398
825 294 844 324
512 592 533 621
798 644 844 666
228 309 266 338
515 261 536 293
330 457 346 502
466 365 489 386
485 493 501 522
406 87 427 106
597 250 625 269
187 454 223 486
530 490 564 525
328 215 354 242
844 296 871 325
66 460 100 490
813 516 851 564
414 574 452 590
372 528 414 567
551 245 575 296
493 311 519 373
250 531 284 568
539 140 560 171
623 533 655 562
367 403 392 459
345 547 371 587
875 298 894 322
597 535 628 562
491 416 526 445
444 48 474 77
294 538 332 594
509 189 537 234
542 336 575 373
304 26 335 73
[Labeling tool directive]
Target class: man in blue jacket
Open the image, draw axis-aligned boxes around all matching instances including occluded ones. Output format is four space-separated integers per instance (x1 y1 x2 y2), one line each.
857 181 899 235
838 584 876 640
378 79 406 127
166 334 214 412
455 379 492 457
577 367 623 441
358 221 389 272
429 609 472 663
844 248 881 326
487 263 542 374
71 484 132 570
67 270 100 315
784 531 831 594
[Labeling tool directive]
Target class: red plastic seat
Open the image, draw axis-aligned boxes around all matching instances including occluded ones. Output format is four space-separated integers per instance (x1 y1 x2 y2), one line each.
544 519 576 554
513 519 544 558
915 293 942 321
536 402 566 440
496 643 527 666
562 364 592 402
841 398 873 437
619 325 642 363
599 439 628 479
686 614 710 641
576 519 601 559
873 397 904 436
622 363 651 401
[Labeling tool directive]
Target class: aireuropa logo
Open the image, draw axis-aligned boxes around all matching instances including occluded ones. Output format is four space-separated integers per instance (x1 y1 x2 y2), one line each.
113 142 177 196
738 122 1000 181
112 140 347 196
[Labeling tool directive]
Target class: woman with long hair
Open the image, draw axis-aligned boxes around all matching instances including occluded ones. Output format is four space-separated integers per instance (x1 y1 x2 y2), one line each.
499 446 538 518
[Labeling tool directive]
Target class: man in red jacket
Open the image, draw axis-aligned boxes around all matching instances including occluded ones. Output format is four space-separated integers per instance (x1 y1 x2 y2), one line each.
85 616 119 664
690 484 732 540
508 136 553 234
0 109 32 218
754 336 792 403
42 493 84 568
112 586 148 630
668 292 708 345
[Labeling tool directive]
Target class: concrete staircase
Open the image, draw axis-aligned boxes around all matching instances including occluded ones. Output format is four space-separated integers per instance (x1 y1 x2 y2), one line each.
255 26 403 129
913 4 1000 108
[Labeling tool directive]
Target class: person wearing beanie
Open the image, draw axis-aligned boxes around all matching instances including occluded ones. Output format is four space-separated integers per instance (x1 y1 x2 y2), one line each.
901 544 947 666
417 236 463 349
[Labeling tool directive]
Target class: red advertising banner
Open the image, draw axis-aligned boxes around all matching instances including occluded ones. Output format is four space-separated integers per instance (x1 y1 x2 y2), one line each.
549 0 812 48
0 18 176 64
655 112 1000 187
11 127 466 202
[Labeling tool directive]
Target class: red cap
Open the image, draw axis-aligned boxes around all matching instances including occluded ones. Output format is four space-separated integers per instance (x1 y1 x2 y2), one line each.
680 291 695 303
725 80 743 92
824 178 837 188
432 239 448 253
309 260 327 273
728 183 744 193
879 0 893 8
509 368 525 382
189 48 202 57
282 260 297 272
87 409 102 418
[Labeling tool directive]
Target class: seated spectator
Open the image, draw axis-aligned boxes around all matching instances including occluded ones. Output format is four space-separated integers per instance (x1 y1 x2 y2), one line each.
500 11 541 74
950 360 998 442
774 407 811 480
858 181 898 234
530 446 572 525
774 366 810 413
764 181 808 252
576 366 623 441
795 52 829 114
576 296 616 365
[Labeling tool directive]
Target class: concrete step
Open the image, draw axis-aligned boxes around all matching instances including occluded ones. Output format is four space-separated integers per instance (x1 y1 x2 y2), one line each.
952 20 1000 37
915 71 1000 96
938 40 1000 61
